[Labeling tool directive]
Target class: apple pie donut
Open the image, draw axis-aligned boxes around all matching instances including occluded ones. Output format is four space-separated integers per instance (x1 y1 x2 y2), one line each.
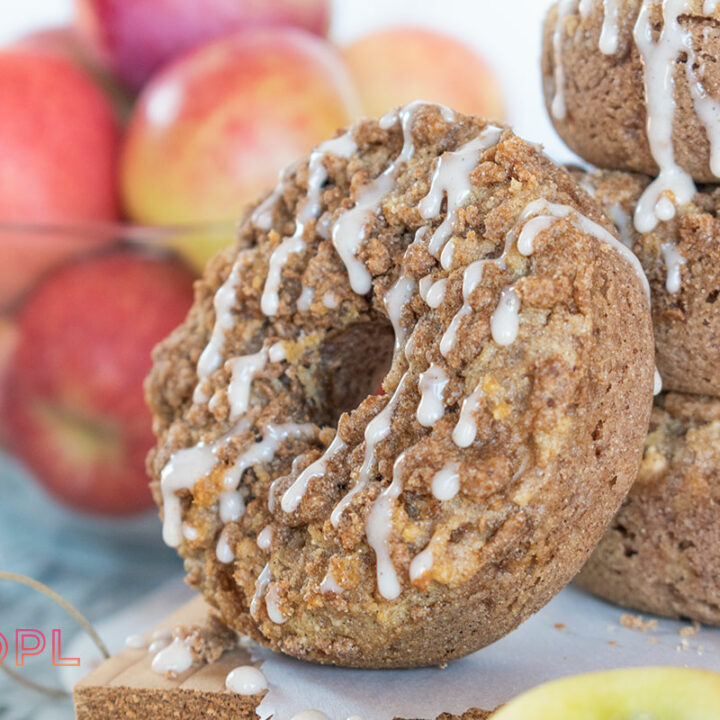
146 103 654 668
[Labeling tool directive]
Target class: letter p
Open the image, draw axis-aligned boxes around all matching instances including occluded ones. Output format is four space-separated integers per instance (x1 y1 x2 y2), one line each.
16 629 46 666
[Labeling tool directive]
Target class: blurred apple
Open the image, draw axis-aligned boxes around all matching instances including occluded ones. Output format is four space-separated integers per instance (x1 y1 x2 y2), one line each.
75 0 331 91
18 27 133 122
492 667 720 720
342 28 504 121
0 49 120 307
1 250 195 515
120 27 360 235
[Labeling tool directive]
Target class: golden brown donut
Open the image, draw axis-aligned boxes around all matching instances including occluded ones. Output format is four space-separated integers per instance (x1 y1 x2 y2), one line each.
572 167 720 396
146 103 654 668
542 0 720 232
577 392 720 626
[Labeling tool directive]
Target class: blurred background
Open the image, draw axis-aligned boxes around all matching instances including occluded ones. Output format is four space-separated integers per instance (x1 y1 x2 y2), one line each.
0 1 565 718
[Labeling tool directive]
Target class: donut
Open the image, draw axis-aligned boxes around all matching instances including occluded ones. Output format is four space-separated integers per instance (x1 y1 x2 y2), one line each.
541 0 720 232
145 102 655 668
577 392 720 626
571 167 720 396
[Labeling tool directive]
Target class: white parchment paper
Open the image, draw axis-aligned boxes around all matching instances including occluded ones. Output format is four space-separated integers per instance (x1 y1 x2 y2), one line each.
66 581 720 720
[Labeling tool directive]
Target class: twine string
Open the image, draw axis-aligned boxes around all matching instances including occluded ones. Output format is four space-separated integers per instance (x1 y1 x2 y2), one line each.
0 571 110 699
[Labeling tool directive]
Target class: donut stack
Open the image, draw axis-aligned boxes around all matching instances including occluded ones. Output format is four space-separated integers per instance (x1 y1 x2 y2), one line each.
542 0 720 624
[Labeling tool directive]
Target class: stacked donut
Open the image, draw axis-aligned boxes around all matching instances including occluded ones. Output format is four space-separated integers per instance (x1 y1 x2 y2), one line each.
543 0 720 624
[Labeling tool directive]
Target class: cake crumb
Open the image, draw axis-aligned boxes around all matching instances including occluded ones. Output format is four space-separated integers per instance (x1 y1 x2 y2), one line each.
620 613 658 632
554 622 566 631
676 638 690 651
608 640 617 646
647 637 659 644
679 623 700 637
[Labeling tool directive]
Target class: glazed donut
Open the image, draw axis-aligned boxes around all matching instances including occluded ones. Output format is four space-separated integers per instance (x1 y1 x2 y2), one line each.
571 167 720 396
542 0 720 232
146 102 654 668
577 392 720 626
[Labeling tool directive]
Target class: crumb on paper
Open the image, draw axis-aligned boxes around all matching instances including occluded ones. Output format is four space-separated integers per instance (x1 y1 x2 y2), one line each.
677 639 690 652
608 640 617 646
620 613 658 632
554 622 566 631
679 623 700 637
648 637 659 644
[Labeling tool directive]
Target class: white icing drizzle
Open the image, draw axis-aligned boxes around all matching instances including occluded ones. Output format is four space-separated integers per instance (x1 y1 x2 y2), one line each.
551 0 578 120
633 1 697 233
418 275 434 303
225 666 268 695
409 545 434 583
421 127 503 260
193 264 241 404
250 563 271 620
268 341 286 363
261 133 357 317
227 348 266 419
705 0 718 14
147 630 171 655
661 242 687 293
517 199 650 297
608 202 635 247
426 278 448 308
365 452 406 599
257 525 273 550
161 422 314 548
151 637 193 676
297 286 315 311
216 525 235 564
416 364 449 427
125 634 146 649
599 0 620 54
440 239 455 269
431 462 461 501
331 102 456 295
490 287 521 346
330 373 408 528
265 583 287 624
219 490 245 522
281 433 347 513
320 568 344 594
322 292 338 309
579 0 593 17
290 711 330 720
452 382 485 448
385 275 417 351
182 523 198 541
654 368 664 395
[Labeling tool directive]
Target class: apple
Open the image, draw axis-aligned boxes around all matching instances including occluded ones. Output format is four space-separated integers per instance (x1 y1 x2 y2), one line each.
0 49 121 307
1 250 195 515
492 667 720 720
120 27 360 232
342 28 505 121
75 0 331 91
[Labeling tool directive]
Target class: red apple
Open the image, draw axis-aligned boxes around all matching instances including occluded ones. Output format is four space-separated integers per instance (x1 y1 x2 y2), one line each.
120 27 360 231
342 28 505 122
0 49 121 307
75 0 331 91
1 250 195 515
18 26 134 122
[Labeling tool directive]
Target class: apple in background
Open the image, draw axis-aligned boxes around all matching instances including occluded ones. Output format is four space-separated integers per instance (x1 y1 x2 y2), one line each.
492 668 720 720
1 250 195 515
75 0 331 91
0 49 121 307
121 28 360 229
18 26 134 122
342 28 505 122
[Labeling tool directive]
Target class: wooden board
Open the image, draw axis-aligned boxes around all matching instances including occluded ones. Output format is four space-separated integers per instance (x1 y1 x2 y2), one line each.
73 597 493 720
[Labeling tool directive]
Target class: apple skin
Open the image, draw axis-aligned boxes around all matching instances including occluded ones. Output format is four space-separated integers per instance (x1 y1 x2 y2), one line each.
342 28 505 122
75 0 331 91
1 250 195 516
492 667 720 720
0 49 121 308
120 27 360 226
18 26 134 122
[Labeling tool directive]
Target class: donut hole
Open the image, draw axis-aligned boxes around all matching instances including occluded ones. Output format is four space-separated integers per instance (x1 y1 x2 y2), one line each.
317 320 395 426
